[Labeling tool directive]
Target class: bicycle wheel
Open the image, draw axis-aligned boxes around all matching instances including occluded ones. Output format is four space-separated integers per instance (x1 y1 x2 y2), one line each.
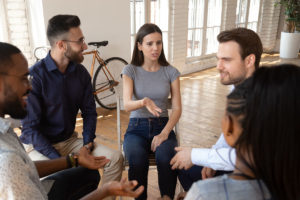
93 57 128 109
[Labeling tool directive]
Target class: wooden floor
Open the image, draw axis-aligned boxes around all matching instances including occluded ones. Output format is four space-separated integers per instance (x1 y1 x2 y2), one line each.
75 53 300 199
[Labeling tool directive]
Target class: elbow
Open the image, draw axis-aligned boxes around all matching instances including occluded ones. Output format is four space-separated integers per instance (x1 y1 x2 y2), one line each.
123 103 131 112
173 106 182 117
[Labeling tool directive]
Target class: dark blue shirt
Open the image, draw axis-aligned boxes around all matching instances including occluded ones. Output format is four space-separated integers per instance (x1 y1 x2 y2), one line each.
20 53 97 159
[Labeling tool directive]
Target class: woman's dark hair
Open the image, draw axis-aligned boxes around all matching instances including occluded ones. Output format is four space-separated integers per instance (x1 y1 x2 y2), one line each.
227 64 300 200
47 14 81 46
131 23 169 66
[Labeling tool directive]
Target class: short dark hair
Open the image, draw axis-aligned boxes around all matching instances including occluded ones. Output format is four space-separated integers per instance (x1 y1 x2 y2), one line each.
227 64 300 200
217 28 263 69
47 14 81 46
0 42 21 73
131 23 169 66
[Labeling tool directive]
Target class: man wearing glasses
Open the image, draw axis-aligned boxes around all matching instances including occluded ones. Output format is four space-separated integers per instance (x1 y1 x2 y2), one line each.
20 15 123 197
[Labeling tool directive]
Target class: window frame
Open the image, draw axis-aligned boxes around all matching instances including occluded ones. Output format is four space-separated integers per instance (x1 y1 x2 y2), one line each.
186 0 223 62
235 0 263 32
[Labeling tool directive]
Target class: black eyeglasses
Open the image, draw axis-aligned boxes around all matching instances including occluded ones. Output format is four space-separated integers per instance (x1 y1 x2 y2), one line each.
63 38 86 45
0 73 33 86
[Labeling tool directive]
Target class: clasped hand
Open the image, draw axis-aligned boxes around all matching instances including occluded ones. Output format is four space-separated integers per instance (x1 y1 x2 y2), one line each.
151 133 168 152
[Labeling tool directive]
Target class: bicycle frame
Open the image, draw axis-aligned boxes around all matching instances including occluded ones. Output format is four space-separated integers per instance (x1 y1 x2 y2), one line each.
83 50 119 95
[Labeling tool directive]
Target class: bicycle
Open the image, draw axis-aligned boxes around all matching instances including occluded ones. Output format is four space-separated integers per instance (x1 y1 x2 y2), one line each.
84 41 128 109
33 41 127 110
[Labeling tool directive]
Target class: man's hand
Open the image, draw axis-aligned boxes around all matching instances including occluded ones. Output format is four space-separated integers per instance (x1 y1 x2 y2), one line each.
170 147 193 170
84 142 95 152
143 97 162 117
78 143 110 169
201 167 216 179
151 133 168 152
101 178 144 198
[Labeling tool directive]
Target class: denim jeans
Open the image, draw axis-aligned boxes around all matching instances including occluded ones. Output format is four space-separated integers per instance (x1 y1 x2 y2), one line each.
123 117 178 200
46 167 100 200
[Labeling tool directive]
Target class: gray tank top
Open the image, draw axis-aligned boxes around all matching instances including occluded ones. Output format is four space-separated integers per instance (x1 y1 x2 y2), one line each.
122 64 180 118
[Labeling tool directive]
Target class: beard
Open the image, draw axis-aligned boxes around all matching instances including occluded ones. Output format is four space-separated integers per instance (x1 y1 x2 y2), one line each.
2 84 28 119
64 44 84 64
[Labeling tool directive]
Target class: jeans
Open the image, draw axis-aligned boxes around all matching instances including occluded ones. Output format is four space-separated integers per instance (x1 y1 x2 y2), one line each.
46 167 100 200
123 118 178 200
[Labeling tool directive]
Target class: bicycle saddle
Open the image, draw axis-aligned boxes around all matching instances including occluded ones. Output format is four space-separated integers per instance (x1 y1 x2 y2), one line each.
88 41 108 48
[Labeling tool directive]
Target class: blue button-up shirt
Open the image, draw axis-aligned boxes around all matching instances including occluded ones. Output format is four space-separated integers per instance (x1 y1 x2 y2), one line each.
20 53 97 159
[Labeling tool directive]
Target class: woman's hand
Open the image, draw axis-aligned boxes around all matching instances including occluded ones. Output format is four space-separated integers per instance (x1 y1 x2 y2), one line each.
77 143 110 169
151 132 169 152
142 97 162 117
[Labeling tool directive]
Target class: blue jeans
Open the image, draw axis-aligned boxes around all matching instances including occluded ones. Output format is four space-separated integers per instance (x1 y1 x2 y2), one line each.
46 167 100 200
123 118 178 200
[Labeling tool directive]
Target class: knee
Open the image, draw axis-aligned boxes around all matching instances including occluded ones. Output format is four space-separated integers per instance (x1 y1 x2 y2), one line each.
155 148 175 166
126 152 148 168
87 169 100 181
110 150 124 166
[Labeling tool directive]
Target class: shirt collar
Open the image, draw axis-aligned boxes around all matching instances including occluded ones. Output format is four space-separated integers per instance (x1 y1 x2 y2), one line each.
44 52 76 73
0 117 12 135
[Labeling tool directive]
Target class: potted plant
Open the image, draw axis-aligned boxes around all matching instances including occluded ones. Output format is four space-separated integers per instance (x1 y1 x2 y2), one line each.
275 0 300 58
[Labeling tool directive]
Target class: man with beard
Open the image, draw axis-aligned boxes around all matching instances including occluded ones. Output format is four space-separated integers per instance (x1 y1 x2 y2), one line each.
0 42 143 200
20 15 123 195
170 28 263 193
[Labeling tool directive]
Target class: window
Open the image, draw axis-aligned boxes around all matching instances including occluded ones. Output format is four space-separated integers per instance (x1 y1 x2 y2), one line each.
0 0 46 65
187 0 222 58
236 0 261 32
130 0 169 58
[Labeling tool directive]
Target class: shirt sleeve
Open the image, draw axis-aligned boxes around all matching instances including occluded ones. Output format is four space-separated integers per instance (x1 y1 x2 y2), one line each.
21 72 60 159
191 148 236 171
122 64 135 80
168 66 180 83
0 152 47 200
80 70 97 145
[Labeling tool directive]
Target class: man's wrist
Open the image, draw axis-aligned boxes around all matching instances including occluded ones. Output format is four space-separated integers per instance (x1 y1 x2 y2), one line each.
66 153 79 168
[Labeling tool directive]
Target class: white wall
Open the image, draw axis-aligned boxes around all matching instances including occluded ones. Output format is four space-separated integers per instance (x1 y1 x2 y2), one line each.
42 0 131 72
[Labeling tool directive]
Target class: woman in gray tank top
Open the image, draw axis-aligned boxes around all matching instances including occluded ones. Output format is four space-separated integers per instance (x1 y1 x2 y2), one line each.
122 23 182 200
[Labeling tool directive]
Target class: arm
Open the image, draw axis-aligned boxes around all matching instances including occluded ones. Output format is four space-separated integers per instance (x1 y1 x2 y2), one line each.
123 74 162 116
170 147 236 171
80 178 144 200
151 77 182 152
35 143 109 178
80 73 97 145
191 147 236 171
21 74 60 159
